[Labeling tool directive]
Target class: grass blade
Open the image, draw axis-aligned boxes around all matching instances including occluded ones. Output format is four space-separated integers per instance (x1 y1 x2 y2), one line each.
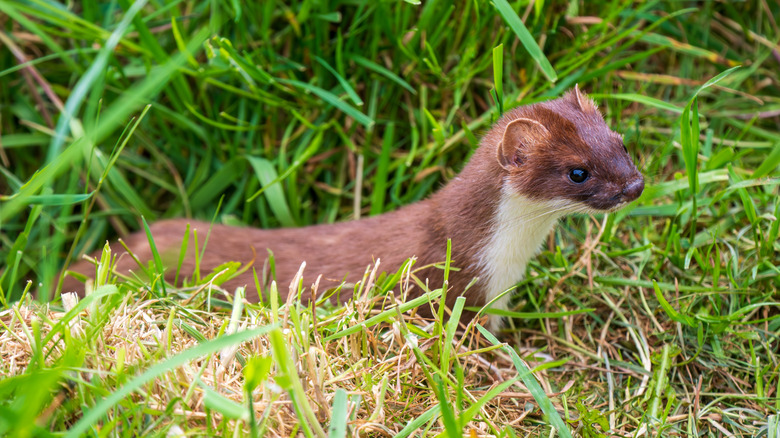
370 122 393 216
348 54 417 95
315 56 363 106
5 193 93 206
492 0 557 82
279 78 374 127
327 388 348 438
492 44 504 116
323 288 442 341
47 0 148 162
477 324 573 438
247 156 297 227
269 328 327 438
591 93 683 113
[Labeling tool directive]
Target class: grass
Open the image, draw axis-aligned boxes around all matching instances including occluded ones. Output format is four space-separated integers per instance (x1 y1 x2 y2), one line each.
1 0 779 436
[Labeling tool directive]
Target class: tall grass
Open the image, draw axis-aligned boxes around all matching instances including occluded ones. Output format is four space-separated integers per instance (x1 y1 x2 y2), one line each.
1 1 779 436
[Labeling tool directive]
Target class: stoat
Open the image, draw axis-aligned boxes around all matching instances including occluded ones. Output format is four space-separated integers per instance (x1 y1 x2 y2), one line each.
62 87 644 330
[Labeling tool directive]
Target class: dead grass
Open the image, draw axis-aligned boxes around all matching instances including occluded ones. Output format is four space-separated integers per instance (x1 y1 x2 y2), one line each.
1 258 776 436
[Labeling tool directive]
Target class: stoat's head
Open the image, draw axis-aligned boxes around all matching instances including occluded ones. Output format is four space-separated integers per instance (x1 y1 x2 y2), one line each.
495 86 644 213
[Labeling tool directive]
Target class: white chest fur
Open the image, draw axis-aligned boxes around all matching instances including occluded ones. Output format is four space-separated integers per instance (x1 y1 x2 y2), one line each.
477 192 569 330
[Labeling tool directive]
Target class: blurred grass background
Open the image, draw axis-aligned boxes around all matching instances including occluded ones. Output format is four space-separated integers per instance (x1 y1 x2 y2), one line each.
0 0 779 436
1 1 777 300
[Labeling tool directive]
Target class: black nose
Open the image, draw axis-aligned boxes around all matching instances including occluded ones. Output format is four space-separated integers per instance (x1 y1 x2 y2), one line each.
622 177 644 201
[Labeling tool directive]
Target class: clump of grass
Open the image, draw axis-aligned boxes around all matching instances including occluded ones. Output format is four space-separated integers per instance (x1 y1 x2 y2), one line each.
1 0 779 436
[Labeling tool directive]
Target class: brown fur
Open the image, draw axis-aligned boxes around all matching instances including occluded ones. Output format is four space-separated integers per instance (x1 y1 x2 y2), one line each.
60 88 643 316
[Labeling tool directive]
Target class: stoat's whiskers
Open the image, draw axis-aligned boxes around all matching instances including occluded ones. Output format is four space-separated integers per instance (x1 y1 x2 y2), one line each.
476 194 571 330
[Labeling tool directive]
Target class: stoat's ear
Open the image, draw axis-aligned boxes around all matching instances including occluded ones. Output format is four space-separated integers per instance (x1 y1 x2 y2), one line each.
497 117 550 171
570 84 598 113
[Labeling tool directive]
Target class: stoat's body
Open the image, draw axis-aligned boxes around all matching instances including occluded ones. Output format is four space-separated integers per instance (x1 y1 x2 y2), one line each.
62 87 644 330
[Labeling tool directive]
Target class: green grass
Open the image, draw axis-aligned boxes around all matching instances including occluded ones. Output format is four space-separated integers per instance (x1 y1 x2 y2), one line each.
1 0 779 436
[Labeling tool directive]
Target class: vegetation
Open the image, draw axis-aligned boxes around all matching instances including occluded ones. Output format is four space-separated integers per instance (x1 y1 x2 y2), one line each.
1 0 779 436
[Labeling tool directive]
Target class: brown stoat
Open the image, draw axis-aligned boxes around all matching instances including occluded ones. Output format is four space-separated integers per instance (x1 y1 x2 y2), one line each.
61 87 644 330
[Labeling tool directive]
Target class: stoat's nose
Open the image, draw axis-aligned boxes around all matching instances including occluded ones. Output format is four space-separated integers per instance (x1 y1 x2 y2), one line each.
622 177 644 202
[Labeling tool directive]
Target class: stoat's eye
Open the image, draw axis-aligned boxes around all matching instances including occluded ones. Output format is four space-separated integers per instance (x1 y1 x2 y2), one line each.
569 168 589 183
622 143 629 154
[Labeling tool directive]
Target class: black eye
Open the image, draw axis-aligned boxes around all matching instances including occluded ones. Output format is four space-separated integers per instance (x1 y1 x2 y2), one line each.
623 144 628 153
569 168 589 183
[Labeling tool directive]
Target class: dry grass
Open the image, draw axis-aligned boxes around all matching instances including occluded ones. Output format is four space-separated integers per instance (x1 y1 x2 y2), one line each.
1 255 776 436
